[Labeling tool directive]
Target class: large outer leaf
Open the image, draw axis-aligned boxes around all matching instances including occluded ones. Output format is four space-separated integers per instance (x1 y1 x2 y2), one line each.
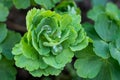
0 58 16 80
75 44 120 80
0 30 21 59
74 45 102 78
91 58 120 80
94 14 119 42
0 3 9 22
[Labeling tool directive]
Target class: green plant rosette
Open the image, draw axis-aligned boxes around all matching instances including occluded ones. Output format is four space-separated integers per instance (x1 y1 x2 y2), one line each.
74 2 120 80
12 8 88 77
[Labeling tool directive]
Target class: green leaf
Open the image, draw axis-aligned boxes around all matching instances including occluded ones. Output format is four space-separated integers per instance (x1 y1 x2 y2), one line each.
109 38 120 64
82 22 100 40
106 2 119 21
0 58 17 80
34 0 60 9
0 48 2 60
54 0 80 15
43 49 74 69
13 0 30 9
0 3 9 22
30 69 48 77
60 14 72 30
26 8 41 31
74 45 103 78
70 37 88 51
87 6 104 21
0 23 8 43
94 14 119 42
30 67 62 77
14 54 40 71
91 0 108 7
93 40 110 59
0 54 1 60
91 58 120 80
0 0 13 9
0 30 21 59
75 44 120 80
32 31 50 56
12 44 22 56
21 34 38 60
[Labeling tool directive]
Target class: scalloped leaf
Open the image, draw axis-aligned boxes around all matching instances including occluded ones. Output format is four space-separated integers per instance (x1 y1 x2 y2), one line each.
0 0 13 9
74 45 102 78
43 48 74 69
14 54 40 71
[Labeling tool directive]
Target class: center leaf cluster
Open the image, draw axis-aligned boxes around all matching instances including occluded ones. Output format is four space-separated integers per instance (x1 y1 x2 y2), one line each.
12 8 88 77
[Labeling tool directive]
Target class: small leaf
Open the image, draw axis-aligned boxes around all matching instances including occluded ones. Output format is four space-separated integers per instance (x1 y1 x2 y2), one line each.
109 39 120 64
70 37 88 51
12 44 22 55
34 0 60 9
93 40 110 59
43 49 74 69
0 23 8 43
106 2 119 21
13 0 30 9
